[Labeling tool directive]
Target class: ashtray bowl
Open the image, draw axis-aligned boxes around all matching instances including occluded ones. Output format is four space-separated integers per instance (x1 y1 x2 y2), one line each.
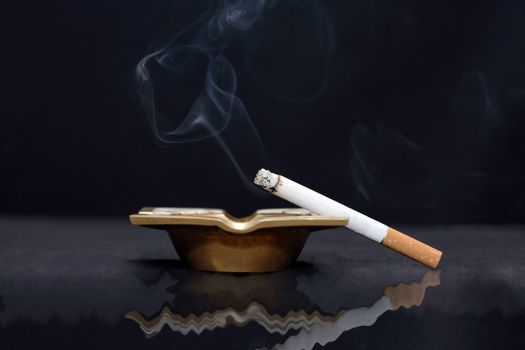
130 208 347 272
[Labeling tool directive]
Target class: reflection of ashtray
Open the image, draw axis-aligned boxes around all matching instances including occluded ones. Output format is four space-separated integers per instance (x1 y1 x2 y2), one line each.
125 269 441 347
130 208 347 273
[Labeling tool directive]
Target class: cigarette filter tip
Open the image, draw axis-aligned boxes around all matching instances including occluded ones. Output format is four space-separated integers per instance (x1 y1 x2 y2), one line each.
382 228 442 269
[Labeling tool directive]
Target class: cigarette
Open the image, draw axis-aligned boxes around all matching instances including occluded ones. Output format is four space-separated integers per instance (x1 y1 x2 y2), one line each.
254 169 442 268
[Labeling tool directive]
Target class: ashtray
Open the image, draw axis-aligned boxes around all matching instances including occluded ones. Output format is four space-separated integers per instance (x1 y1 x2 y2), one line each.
129 208 347 272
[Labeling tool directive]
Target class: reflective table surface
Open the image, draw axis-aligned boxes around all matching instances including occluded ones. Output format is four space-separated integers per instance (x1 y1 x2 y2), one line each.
0 218 524 349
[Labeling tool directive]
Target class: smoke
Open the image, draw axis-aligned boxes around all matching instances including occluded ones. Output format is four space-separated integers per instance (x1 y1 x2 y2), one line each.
135 0 271 190
348 122 431 210
348 70 517 221
243 0 335 102
135 0 336 192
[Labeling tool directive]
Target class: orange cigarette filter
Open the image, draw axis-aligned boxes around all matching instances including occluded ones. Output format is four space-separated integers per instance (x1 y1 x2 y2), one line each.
382 228 442 269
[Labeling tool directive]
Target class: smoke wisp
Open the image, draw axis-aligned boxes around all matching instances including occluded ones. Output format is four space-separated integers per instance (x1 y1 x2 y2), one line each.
135 0 271 189
135 0 336 192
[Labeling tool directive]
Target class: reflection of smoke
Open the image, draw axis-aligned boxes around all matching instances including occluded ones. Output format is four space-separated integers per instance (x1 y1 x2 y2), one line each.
136 0 271 188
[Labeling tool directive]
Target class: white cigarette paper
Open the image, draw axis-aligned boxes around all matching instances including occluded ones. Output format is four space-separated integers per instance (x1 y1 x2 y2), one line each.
254 169 442 268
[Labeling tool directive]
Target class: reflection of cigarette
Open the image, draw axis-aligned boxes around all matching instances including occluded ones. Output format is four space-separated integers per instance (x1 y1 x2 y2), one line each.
271 270 441 350
125 270 440 349
254 169 442 268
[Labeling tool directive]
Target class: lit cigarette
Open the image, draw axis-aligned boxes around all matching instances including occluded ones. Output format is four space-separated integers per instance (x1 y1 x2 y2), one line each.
254 169 442 268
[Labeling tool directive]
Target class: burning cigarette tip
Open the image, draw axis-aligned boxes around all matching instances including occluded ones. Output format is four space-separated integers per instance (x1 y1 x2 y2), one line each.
254 169 279 190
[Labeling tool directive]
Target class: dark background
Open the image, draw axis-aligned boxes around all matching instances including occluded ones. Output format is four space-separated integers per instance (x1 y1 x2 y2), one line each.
1 0 525 223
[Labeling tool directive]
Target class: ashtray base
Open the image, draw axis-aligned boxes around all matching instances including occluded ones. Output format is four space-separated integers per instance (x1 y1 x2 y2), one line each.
169 226 310 272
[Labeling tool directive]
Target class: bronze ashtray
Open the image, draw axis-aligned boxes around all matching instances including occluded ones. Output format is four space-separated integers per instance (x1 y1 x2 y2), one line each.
130 208 347 273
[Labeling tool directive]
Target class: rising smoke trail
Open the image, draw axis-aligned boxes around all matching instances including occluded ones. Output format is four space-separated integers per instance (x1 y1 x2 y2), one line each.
135 0 335 191
135 0 271 189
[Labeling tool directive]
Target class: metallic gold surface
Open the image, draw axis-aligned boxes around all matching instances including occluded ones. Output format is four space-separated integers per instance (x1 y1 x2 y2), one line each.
129 208 348 272
130 208 347 234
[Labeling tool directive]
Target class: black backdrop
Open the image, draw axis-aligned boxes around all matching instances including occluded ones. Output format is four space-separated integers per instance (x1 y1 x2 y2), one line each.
1 0 525 223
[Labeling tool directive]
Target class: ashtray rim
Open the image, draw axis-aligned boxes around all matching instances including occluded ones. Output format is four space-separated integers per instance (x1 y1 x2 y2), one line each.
129 207 348 235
